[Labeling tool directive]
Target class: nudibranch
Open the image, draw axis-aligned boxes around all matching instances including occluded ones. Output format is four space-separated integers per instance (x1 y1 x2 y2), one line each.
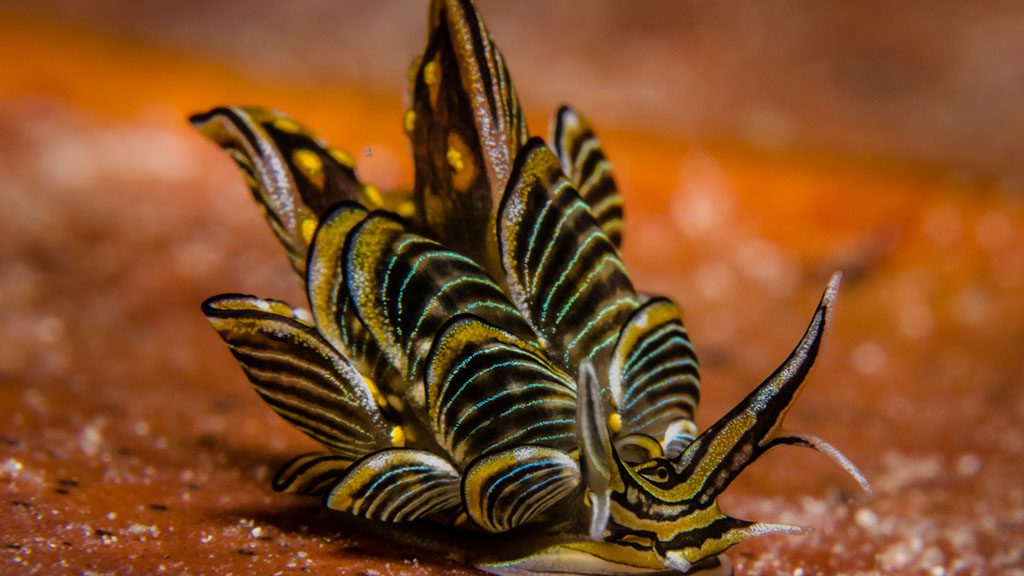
191 1 869 574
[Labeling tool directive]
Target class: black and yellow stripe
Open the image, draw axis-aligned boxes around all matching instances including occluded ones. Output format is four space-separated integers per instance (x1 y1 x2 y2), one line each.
326 449 461 522
273 452 354 496
202 295 396 460
190 107 379 276
608 298 700 450
462 446 579 533
343 212 536 383
424 315 576 464
551 106 624 248
498 138 640 374
306 203 399 394
666 275 841 508
479 539 670 576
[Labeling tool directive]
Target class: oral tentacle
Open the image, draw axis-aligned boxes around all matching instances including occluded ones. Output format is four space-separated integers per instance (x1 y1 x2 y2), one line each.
658 517 808 573
767 432 872 494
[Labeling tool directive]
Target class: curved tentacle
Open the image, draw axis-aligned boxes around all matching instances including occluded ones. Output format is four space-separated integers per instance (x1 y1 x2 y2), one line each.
766 433 871 493
671 273 851 507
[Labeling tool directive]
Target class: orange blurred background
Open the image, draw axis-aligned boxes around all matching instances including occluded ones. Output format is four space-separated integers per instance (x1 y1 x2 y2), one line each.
1 2 1022 574
3 1 1024 179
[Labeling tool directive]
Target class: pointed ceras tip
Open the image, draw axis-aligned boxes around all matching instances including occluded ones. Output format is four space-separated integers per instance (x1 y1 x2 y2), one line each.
187 107 237 140
823 270 842 312
187 109 216 129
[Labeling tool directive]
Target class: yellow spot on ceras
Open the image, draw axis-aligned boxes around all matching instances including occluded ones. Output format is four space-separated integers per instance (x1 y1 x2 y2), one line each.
291 149 325 189
300 219 317 244
423 60 439 86
272 116 303 134
363 376 384 405
446 146 465 173
423 59 441 107
446 132 476 191
327 147 355 169
362 184 383 208
608 412 622 434
386 394 405 413
391 426 406 447
395 200 416 218
403 109 416 135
